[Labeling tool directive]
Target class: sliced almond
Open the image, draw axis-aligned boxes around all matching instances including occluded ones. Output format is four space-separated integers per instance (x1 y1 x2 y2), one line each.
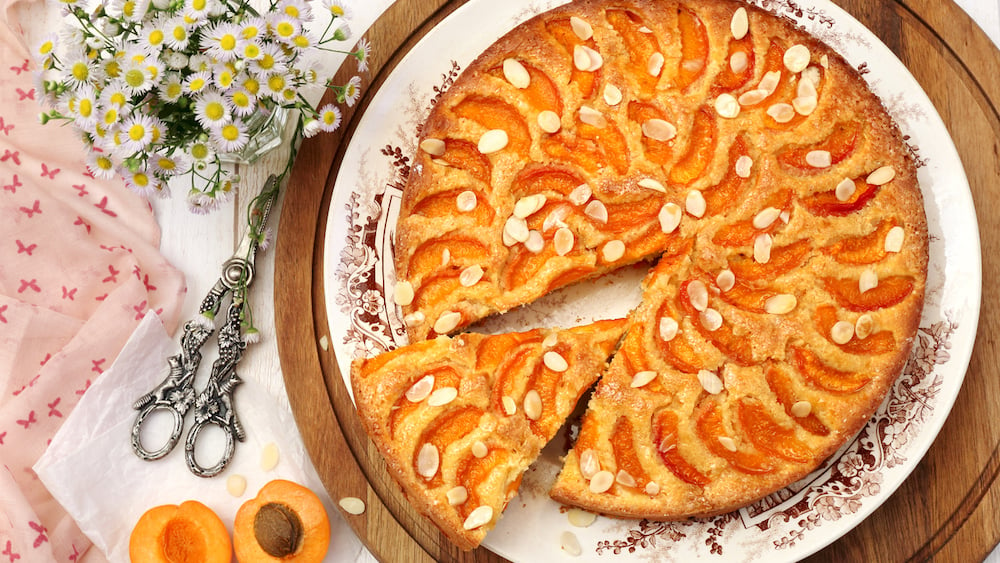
730 51 749 73
791 400 812 418
441 248 451 267
603 83 623 106
859 269 879 294
419 138 446 156
638 26 653 33
714 93 740 118
405 374 435 402
543 332 559 348
584 199 609 223
525 230 545 253
647 52 665 76
339 497 366 515
867 166 896 185
645 481 660 495
543 205 571 231
805 150 832 168
764 293 797 314
730 7 749 40
523 389 543 421
554 227 575 256
579 105 607 128
568 184 592 206
514 194 547 218
579 449 601 480
767 103 795 123
640 177 667 193
802 66 822 90
855 314 874 340
501 395 517 415
456 190 477 212
447 486 468 506
567 508 597 528
570 16 593 40
537 110 561 133
574 45 603 72
735 155 753 178
433 311 462 335
716 269 736 292
427 386 458 407
544 350 569 372
685 190 706 218
758 71 781 94
659 202 682 234
738 88 769 106
780 210 791 223
688 280 709 311
699 308 723 331
471 440 488 458
752 207 781 230
460 265 484 287
783 44 811 73
602 239 626 262
885 226 905 253
698 369 724 394
754 233 773 264
227 474 247 497
589 470 615 493
477 129 508 154
504 216 530 244
831 320 855 344
502 58 530 89
793 95 818 116
835 178 857 202
394 280 414 306
417 443 440 479
718 436 738 452
463 506 493 530
659 317 679 342
403 311 425 326
560 531 583 557
615 469 637 488
642 118 677 141
630 370 658 388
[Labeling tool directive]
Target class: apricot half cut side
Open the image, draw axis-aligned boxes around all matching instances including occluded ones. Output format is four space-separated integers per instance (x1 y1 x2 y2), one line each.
129 500 231 563
234 479 331 562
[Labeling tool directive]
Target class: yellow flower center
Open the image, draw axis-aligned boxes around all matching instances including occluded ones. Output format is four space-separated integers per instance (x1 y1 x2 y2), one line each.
241 25 260 40
123 0 135 18
133 172 149 187
330 6 344 16
128 124 147 141
220 34 236 51
149 30 164 45
173 27 188 41
231 91 250 108
79 99 93 117
110 91 127 106
205 101 225 121
243 78 260 95
243 44 260 59
151 126 162 143
103 108 118 125
188 77 206 91
104 60 121 77
323 111 338 125
267 75 285 92
71 62 89 81
191 143 209 159
293 35 309 48
220 124 240 141
124 68 145 88
38 41 54 55
192 0 206 11
165 82 182 99
275 21 295 38
283 5 299 17
281 89 295 102
258 53 275 70
96 155 113 170
157 156 176 170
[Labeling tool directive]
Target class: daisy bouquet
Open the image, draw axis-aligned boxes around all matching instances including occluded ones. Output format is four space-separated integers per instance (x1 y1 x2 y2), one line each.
35 0 368 212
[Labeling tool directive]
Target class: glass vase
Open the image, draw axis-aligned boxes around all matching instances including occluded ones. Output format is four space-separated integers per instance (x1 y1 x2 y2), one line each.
218 105 289 164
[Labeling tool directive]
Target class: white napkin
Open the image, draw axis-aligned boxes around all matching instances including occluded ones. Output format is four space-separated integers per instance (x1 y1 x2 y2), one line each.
34 311 375 563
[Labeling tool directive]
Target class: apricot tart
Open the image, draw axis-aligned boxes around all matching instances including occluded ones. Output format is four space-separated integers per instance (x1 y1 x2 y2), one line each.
376 0 926 543
350 319 626 550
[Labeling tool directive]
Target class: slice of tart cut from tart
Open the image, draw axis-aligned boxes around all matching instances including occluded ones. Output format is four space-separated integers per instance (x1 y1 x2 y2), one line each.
350 318 626 550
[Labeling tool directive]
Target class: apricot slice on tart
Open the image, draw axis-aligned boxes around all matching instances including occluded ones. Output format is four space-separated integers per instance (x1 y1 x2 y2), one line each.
234 479 331 563
129 500 231 563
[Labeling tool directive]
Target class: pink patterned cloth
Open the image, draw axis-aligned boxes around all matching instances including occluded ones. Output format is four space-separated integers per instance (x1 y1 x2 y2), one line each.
0 8 186 563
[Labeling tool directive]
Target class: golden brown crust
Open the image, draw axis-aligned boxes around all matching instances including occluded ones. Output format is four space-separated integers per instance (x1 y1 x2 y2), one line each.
385 0 927 535
350 319 626 550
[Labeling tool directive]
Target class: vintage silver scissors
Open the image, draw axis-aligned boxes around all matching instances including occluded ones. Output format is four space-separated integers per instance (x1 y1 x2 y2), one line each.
130 175 279 477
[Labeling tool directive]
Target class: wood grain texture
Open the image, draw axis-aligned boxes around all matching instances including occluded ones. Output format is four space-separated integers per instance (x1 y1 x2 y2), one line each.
274 1 1000 561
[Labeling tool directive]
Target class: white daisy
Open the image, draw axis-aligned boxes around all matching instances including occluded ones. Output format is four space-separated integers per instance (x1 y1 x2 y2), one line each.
123 168 159 196
70 84 100 129
259 72 289 101
119 113 161 153
158 73 184 102
99 80 131 109
186 138 215 162
184 70 213 95
111 0 151 23
237 39 262 61
137 16 168 52
193 89 231 128
120 54 158 95
202 21 241 62
86 150 117 180
316 103 341 132
342 75 361 107
98 104 123 129
277 0 311 21
63 52 95 88
162 49 189 70
248 43 286 76
163 17 191 51
238 16 266 42
227 88 257 117
182 0 216 22
211 120 249 152
302 117 321 138
148 150 189 176
33 33 58 67
187 53 212 73
212 61 238 90
320 0 351 19
354 37 371 73
267 13 300 45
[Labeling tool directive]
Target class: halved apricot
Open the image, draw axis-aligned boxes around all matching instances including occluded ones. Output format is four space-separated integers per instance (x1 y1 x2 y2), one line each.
822 275 915 311
476 331 543 371
695 398 774 474
390 365 463 437
440 138 491 184
678 279 756 366
790 345 871 393
814 305 897 355
607 9 660 94
801 177 880 217
546 266 597 293
130 500 231 563
453 95 531 152
455 448 511 519
668 108 717 185
728 239 811 281
764 364 830 436
410 188 495 225
822 218 900 265
416 406 484 488
710 34 755 96
488 60 563 114
712 188 792 246
676 7 708 91
737 397 812 463
545 18 598 98
652 408 710 486
628 101 674 165
512 164 584 198
777 122 859 172
233 480 331 563
702 137 750 216
408 237 488 278
611 416 650 489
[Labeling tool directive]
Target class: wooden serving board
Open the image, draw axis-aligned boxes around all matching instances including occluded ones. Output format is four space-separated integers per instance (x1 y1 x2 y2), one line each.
274 1 1000 561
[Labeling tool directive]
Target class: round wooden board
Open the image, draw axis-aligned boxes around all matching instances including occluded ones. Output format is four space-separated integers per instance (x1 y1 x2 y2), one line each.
274 1 1000 561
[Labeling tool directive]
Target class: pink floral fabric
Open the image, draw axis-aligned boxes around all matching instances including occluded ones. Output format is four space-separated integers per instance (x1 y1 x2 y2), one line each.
0 9 185 563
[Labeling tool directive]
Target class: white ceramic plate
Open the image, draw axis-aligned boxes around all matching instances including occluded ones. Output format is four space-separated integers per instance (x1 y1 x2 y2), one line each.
323 0 981 560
